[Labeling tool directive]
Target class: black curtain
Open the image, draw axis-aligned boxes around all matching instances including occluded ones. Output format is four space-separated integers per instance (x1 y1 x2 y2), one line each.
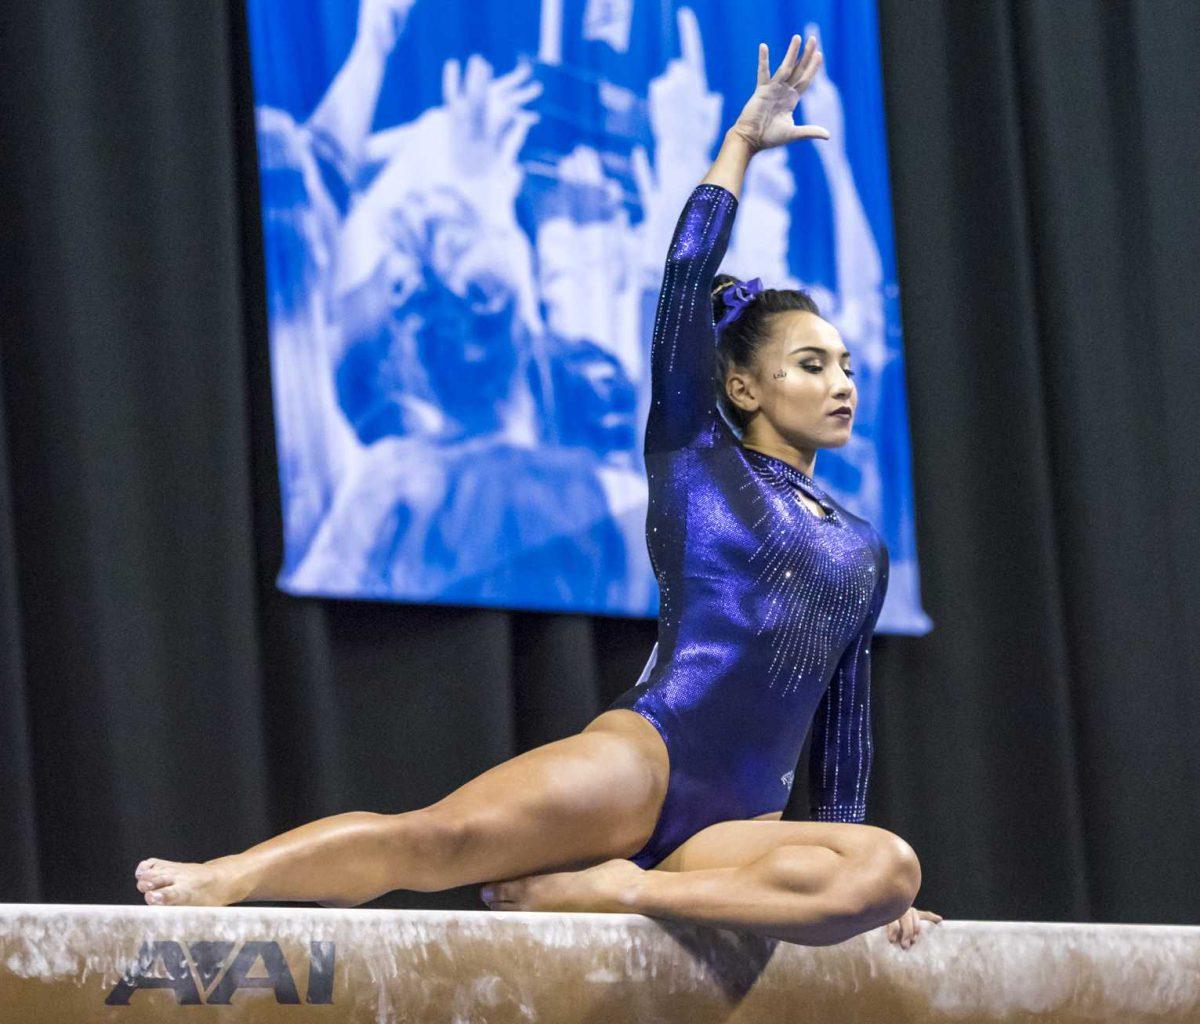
874 0 1200 923
1 0 1197 924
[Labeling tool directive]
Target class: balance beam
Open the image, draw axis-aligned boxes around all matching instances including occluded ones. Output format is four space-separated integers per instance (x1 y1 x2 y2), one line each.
2 904 1197 1022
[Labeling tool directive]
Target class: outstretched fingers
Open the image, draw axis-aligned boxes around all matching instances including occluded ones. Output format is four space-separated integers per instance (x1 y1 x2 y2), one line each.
790 43 823 93
463 53 491 100
772 33 804 84
492 65 542 110
442 57 461 104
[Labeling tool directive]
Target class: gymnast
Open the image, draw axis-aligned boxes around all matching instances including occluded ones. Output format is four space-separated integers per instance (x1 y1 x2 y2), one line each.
135 32 941 950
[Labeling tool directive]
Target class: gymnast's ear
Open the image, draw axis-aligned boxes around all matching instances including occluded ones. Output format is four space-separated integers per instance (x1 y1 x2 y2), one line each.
724 364 760 416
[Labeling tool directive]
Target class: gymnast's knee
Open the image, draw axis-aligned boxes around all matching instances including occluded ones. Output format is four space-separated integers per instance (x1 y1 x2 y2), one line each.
390 804 491 892
854 831 922 926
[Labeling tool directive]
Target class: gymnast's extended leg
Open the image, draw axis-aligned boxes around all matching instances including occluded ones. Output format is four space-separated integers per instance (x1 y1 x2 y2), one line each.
134 710 669 907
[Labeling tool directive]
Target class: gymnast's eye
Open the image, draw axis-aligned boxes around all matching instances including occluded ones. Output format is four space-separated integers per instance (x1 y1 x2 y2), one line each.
801 362 855 378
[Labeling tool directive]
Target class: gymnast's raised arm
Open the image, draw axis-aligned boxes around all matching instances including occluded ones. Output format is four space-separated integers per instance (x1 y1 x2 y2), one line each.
644 34 831 457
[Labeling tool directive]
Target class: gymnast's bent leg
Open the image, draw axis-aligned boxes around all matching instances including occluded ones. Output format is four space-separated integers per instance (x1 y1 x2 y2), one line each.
646 828 920 947
484 818 922 947
134 711 669 907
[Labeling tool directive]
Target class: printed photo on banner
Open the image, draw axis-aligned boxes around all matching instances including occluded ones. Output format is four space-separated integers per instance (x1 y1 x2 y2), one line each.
245 0 931 631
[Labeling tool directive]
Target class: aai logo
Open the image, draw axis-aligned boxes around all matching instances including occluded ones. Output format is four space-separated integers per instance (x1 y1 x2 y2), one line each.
105 939 335 1005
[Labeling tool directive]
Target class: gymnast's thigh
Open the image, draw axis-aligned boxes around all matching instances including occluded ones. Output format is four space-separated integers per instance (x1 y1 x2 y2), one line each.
651 817 890 873
422 711 670 874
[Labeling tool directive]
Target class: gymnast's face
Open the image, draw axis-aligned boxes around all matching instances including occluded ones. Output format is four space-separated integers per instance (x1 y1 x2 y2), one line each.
727 311 856 448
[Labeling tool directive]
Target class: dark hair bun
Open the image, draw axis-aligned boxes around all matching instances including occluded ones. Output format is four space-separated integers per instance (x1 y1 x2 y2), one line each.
710 273 742 323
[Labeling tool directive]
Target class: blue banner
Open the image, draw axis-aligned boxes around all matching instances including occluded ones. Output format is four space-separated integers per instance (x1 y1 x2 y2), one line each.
246 0 932 633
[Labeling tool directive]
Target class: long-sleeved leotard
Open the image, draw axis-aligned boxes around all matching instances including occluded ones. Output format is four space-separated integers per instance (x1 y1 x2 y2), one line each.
607 183 889 869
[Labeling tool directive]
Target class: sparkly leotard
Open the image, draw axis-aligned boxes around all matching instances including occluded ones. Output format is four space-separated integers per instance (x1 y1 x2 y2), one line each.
608 183 889 869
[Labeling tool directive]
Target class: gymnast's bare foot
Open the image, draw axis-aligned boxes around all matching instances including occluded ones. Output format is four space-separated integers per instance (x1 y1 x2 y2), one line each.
135 857 248 907
480 858 646 914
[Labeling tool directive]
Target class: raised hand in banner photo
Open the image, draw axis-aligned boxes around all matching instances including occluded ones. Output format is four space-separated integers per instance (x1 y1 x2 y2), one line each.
647 7 723 162
442 54 543 211
633 7 724 287
356 0 417 52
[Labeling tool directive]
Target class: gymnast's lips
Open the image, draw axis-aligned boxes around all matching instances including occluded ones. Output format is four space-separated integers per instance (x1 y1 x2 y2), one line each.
829 406 852 417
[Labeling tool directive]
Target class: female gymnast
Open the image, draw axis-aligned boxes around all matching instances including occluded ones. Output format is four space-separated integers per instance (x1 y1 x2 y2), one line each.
135 32 940 950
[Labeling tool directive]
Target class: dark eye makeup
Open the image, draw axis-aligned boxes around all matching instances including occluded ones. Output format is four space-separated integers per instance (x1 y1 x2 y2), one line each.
801 362 855 378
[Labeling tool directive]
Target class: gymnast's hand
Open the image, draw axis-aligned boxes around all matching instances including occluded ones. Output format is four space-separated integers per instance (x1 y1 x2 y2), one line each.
884 906 944 949
729 33 830 155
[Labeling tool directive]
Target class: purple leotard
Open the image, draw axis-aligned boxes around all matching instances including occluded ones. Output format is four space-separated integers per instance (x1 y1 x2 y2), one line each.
607 183 889 869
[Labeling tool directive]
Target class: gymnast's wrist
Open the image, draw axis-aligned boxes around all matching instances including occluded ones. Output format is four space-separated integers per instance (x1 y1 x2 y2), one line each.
723 126 760 159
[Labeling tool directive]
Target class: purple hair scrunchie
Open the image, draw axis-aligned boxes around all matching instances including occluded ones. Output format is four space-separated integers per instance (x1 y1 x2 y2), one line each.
714 277 765 332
